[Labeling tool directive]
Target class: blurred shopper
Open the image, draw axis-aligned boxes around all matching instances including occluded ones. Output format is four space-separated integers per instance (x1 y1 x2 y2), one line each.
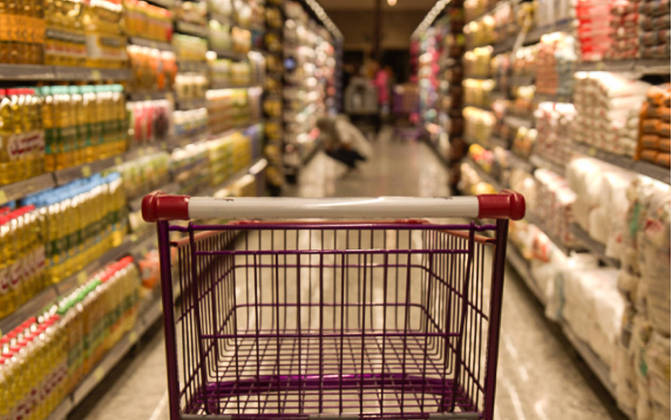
317 115 371 170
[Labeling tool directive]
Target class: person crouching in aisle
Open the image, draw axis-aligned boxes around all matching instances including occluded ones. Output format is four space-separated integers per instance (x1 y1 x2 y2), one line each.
317 115 372 170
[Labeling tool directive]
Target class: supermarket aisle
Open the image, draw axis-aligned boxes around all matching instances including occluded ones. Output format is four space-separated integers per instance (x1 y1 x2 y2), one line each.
74 129 620 420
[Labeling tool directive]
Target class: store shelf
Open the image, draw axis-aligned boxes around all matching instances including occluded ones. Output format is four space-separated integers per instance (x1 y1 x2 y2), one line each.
464 75 493 81
464 103 493 113
0 64 130 82
0 156 122 206
175 20 209 38
465 5 500 25
465 157 503 190
524 19 574 44
570 223 621 268
178 60 209 73
175 97 207 110
526 213 583 255
507 244 546 305
535 92 573 103
504 115 533 128
128 90 172 101
208 158 269 197
53 155 122 185
506 243 621 410
510 74 534 86
577 58 670 76
128 36 174 51
145 0 175 8
214 49 249 61
0 230 154 335
489 136 508 149
493 19 575 56
208 83 263 90
48 291 165 420
505 151 534 173
209 11 234 25
574 142 670 185
529 154 565 175
0 173 55 205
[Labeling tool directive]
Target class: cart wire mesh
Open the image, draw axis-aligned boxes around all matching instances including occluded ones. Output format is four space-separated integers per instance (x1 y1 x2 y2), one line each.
158 221 508 419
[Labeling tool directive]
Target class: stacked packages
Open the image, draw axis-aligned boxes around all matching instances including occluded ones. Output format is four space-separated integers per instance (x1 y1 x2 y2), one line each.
0 257 141 420
535 33 578 96
573 71 650 156
639 0 671 59
615 177 670 419
566 157 634 255
576 0 613 61
636 84 671 168
534 102 576 166
533 169 577 246
606 0 641 59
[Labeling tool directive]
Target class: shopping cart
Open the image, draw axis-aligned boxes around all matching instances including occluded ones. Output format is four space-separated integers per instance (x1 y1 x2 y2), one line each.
142 192 525 420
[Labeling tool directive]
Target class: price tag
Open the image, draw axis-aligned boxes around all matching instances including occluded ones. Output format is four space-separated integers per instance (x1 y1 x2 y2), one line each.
130 233 138 242
115 156 123 166
0 189 7 204
129 330 138 345
82 165 91 177
588 147 597 157
77 270 88 285
91 70 102 81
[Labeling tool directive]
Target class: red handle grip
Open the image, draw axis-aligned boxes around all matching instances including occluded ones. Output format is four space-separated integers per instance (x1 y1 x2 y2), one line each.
477 190 526 221
142 191 190 222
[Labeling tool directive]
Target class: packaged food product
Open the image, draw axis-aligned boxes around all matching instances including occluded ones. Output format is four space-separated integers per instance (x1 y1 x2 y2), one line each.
655 152 670 167
641 134 660 149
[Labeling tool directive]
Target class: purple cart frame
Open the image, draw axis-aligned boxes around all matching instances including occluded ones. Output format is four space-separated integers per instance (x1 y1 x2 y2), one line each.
143 193 525 420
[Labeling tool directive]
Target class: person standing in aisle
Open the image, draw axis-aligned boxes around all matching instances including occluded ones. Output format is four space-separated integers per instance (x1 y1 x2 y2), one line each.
374 64 391 133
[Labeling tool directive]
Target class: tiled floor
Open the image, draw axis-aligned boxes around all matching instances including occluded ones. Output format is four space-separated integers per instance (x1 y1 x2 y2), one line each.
74 128 622 419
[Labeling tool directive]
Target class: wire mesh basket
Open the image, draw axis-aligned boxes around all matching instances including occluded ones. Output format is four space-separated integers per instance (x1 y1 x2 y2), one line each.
143 193 525 419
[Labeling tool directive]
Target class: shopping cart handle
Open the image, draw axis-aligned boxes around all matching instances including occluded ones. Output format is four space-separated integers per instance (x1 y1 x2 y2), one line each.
142 191 525 222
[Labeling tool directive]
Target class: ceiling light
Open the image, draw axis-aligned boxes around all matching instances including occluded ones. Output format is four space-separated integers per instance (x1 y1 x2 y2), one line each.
387 0 397 6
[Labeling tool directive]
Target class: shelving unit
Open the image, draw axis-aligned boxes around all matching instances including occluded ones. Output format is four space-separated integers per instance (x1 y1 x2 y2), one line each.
0 65 131 82
570 223 621 268
417 2 670 417
505 241 628 419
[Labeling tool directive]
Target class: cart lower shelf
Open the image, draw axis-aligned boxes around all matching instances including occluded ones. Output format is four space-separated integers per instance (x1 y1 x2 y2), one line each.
182 334 480 418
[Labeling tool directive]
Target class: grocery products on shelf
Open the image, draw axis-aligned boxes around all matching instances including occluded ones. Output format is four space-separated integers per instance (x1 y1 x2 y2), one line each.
535 33 577 96
116 152 170 200
0 205 46 319
0 257 141 420
0 88 45 185
283 1 337 169
124 0 173 42
173 33 208 62
172 107 208 138
24 173 126 284
0 0 45 65
636 84 670 168
127 45 177 94
573 71 649 157
534 101 575 166
464 106 495 146
0 1 343 419
419 2 670 418
206 87 261 135
127 99 173 145
84 0 127 69
42 84 127 172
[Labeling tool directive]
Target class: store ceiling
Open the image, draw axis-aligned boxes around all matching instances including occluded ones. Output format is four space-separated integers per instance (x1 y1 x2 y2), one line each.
318 0 436 11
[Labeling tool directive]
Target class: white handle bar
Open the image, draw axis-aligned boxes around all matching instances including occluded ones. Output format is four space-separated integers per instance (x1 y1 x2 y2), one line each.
142 192 525 221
